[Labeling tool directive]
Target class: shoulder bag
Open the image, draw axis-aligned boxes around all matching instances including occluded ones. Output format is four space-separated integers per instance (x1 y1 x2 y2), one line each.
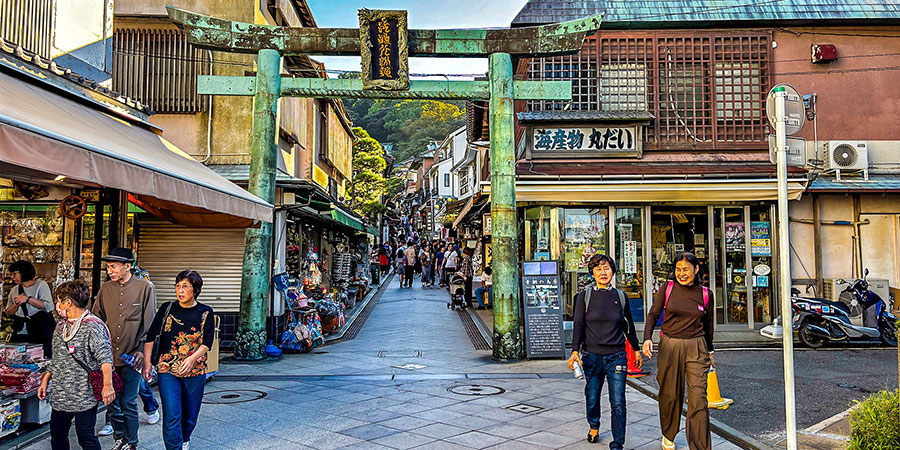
67 346 123 402
150 301 174 365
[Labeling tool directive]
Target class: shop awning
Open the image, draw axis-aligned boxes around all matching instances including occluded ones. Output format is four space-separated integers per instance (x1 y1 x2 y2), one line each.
809 175 900 192
328 206 377 235
0 70 272 226
452 193 487 228
482 178 807 203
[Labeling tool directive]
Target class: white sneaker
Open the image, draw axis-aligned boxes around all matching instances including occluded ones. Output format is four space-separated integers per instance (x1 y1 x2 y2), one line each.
147 409 160 425
662 437 676 450
182 442 190 450
97 424 114 436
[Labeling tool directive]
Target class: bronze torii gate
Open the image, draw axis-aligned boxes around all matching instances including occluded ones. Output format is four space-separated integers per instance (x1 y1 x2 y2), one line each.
167 6 601 361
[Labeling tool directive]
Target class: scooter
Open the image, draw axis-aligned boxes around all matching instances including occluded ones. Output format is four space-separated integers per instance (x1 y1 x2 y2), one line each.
761 269 898 347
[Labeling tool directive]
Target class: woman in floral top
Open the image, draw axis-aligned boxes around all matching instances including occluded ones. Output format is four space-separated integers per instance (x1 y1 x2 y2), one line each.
143 270 214 450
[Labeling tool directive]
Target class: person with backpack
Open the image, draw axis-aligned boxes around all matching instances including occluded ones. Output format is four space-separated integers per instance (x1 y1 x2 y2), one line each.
642 252 715 450
568 254 641 448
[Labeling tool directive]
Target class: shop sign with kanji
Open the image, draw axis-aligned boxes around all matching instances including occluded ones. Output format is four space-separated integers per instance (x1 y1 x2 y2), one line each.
359 9 409 90
527 125 643 158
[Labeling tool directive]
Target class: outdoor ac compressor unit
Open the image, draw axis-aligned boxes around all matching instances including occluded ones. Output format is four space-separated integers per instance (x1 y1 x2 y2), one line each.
823 278 889 326
825 141 869 180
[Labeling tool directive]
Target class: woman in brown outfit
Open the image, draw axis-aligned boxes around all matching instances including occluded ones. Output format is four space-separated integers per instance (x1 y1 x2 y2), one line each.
642 253 714 450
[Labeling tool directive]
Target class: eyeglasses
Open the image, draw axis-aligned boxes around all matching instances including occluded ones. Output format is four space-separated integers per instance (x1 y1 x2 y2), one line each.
175 284 192 290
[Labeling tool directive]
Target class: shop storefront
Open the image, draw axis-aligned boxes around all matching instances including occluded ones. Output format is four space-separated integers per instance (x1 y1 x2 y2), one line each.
516 202 792 331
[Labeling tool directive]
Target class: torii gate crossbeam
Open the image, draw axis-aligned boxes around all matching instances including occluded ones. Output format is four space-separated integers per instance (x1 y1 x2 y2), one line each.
167 5 601 362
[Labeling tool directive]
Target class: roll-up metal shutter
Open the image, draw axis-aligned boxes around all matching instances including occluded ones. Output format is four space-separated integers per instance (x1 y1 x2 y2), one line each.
137 221 245 313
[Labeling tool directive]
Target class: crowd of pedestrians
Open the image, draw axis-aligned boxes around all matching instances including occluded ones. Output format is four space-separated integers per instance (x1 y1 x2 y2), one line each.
27 247 215 450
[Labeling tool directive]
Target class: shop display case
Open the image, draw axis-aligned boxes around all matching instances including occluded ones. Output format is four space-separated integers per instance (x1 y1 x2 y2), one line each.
0 206 65 298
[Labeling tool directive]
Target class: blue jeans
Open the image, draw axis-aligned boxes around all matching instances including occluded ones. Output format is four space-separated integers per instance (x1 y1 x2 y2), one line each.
582 350 628 449
109 365 142 444
140 378 159 414
475 286 493 307
158 373 206 450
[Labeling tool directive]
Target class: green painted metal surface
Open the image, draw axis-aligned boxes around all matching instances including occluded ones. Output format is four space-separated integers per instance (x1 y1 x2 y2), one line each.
489 53 523 362
200 76 572 100
234 49 281 361
167 6 601 57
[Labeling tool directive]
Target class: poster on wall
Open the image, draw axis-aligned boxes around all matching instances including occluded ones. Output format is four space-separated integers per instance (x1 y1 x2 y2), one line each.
750 221 771 257
619 223 633 242
725 222 746 252
522 261 565 359
623 240 638 274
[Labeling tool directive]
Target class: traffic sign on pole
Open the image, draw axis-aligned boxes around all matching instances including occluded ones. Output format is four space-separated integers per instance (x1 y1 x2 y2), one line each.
767 84 805 136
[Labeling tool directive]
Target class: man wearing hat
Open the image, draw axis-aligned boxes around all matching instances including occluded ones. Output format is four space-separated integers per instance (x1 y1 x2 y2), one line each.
92 248 156 450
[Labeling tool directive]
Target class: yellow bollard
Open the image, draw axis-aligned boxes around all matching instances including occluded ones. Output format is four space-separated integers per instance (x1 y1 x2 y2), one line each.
707 367 734 410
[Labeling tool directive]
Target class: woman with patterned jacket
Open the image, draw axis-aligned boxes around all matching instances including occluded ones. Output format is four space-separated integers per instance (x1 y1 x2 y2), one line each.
143 270 215 450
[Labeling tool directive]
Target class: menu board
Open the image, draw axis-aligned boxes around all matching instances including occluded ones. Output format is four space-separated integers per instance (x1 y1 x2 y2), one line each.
522 261 566 359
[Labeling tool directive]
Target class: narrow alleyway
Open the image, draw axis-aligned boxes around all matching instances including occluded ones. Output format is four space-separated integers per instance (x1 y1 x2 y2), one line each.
30 275 741 449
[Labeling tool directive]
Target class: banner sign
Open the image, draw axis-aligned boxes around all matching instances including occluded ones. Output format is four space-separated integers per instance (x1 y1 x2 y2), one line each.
750 221 771 257
358 9 409 90
528 125 642 158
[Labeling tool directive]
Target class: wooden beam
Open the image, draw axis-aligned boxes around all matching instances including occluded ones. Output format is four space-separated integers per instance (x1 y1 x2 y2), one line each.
167 6 601 57
198 76 573 100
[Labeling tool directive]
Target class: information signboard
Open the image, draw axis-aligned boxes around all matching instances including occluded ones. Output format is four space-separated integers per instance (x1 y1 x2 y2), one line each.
522 261 565 359
358 9 409 90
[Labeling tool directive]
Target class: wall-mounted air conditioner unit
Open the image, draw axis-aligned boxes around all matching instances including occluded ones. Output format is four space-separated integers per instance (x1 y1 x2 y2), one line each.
825 141 868 181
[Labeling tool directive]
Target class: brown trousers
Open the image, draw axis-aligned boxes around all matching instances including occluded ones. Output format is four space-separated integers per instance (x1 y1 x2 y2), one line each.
656 334 711 450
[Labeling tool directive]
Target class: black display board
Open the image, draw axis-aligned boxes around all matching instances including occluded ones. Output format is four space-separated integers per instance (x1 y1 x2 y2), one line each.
522 261 566 359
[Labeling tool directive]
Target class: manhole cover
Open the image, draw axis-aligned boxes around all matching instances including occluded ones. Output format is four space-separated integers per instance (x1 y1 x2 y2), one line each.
505 403 544 414
202 390 267 404
393 363 427 370
448 385 505 396
378 350 423 358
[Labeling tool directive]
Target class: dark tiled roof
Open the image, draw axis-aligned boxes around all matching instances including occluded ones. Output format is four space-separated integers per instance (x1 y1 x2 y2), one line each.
512 0 900 27
0 37 152 115
809 175 900 191
517 110 654 123
208 165 295 182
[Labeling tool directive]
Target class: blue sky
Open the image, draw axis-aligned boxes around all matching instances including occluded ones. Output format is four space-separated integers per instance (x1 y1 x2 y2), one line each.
307 0 529 79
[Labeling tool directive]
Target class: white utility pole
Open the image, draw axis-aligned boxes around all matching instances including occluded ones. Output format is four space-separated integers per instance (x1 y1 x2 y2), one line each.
774 85 798 449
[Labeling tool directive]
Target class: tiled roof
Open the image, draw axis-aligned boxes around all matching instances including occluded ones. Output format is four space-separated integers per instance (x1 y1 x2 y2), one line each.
208 165 295 182
0 37 152 115
511 0 900 27
517 110 655 123
808 175 900 191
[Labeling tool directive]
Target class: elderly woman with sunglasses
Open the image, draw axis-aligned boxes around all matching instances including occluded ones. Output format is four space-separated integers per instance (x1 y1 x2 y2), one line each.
143 271 215 450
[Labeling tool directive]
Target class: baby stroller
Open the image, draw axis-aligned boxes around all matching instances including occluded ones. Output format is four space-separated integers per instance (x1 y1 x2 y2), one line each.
447 274 467 310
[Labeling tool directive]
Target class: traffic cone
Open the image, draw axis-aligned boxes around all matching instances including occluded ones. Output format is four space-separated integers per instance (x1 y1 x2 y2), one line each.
626 341 650 378
707 367 734 410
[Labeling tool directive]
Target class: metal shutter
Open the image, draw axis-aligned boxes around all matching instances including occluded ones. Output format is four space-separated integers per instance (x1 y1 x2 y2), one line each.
137 221 245 313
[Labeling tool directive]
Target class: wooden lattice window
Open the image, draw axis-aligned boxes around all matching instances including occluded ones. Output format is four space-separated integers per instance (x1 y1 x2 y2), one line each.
521 32 771 149
112 28 209 114
526 36 597 111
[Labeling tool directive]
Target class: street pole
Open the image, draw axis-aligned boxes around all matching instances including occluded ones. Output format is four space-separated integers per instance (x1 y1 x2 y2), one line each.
774 86 798 449
235 49 282 360
489 52 523 361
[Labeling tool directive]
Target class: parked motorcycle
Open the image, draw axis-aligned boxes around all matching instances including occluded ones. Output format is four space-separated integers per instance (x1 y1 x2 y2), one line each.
761 269 898 347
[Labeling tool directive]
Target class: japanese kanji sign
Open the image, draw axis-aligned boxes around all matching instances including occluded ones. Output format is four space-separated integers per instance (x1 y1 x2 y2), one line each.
359 9 409 90
527 125 642 158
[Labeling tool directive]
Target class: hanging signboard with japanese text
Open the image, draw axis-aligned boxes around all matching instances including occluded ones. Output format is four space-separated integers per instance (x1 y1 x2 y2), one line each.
358 9 409 90
527 125 642 159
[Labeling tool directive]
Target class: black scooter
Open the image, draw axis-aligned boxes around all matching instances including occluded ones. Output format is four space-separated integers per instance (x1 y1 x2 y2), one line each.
790 269 898 348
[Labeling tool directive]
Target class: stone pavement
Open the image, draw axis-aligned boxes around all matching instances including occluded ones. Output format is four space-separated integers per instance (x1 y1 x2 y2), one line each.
29 274 742 449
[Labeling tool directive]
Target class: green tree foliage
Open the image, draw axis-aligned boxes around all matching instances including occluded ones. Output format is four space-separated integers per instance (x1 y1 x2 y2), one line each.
343 97 466 162
347 127 388 223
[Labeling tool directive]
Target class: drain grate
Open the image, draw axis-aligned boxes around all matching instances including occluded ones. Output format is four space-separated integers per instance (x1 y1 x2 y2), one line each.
448 385 505 396
202 389 267 404
505 403 544 414
378 350 423 358
456 309 491 350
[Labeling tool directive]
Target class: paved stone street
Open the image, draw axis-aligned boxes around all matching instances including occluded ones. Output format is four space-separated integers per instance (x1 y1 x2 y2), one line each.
30 275 741 449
